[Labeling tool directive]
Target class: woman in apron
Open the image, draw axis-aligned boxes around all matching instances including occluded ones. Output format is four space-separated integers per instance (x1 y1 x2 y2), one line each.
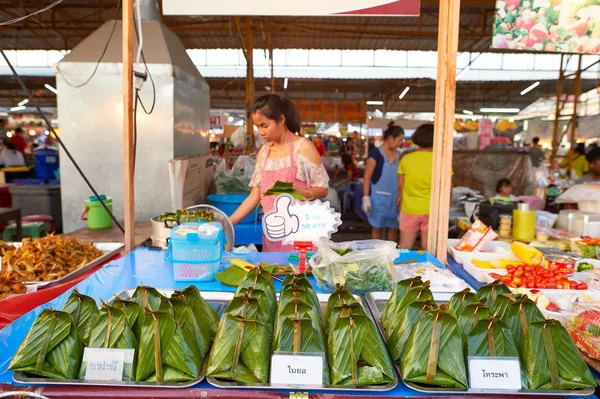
362 122 404 242
230 94 329 251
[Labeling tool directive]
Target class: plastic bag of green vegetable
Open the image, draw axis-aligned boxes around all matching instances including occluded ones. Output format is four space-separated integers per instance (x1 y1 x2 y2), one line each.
309 239 397 293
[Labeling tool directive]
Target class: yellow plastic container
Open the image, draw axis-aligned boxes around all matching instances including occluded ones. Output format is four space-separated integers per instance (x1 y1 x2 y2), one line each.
513 204 536 242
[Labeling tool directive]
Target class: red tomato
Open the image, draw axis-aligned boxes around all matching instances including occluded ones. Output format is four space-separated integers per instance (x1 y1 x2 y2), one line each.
523 271 532 278
489 273 502 279
501 276 512 284
514 268 524 277
547 277 557 284
535 267 546 275
555 274 568 281
536 282 547 289
546 282 557 289
524 265 533 272
506 265 516 274
577 283 589 290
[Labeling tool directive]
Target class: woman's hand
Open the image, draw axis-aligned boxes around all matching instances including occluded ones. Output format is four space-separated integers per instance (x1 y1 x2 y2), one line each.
229 187 261 226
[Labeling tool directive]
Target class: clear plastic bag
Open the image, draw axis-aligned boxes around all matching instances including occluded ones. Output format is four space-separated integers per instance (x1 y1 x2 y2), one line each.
567 304 600 361
231 155 256 180
308 239 397 293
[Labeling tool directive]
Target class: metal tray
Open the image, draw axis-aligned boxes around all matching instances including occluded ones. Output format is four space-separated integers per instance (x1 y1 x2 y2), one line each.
22 242 125 289
365 291 596 397
206 292 398 392
13 289 235 389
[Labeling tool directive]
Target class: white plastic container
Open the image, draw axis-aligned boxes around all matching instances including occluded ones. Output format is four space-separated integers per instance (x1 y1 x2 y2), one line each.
578 200 600 214
447 238 512 265
557 209 579 231
574 213 600 238
461 251 521 282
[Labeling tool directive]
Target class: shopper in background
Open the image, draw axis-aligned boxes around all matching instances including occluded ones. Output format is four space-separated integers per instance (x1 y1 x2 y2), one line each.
561 142 589 178
10 128 27 155
230 94 329 251
528 137 545 167
0 141 25 167
340 137 358 158
397 123 447 251
313 136 326 156
491 178 517 202
362 121 404 242
333 153 360 189
577 148 600 183
327 136 340 156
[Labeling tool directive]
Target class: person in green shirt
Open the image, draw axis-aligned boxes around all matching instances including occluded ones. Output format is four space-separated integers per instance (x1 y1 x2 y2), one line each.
327 136 340 156
561 142 589 178
397 124 452 251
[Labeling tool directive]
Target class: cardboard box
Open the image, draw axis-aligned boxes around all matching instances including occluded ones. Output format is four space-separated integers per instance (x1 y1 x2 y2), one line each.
168 154 214 210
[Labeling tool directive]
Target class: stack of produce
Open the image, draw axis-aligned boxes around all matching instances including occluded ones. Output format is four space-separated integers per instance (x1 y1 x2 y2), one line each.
272 274 330 384
380 278 596 391
0 235 103 300
9 285 218 383
207 266 276 383
325 285 395 386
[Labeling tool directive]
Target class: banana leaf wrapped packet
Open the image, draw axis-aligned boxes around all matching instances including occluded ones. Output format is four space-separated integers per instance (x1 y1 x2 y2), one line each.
467 315 527 388
112 298 144 340
62 289 99 345
383 282 433 334
159 297 213 362
206 295 271 383
381 277 424 329
235 266 277 327
324 285 359 331
457 299 490 340
9 309 84 379
386 299 437 363
327 304 395 386
135 310 202 382
85 303 138 379
477 280 511 313
401 307 468 389
496 294 545 353
131 285 164 312
523 319 595 390
171 285 220 338
447 288 478 318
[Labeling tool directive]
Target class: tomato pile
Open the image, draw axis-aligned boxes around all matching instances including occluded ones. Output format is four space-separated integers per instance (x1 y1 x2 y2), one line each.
489 264 588 290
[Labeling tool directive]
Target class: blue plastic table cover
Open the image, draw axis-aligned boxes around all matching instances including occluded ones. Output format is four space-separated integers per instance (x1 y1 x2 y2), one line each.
0 248 596 398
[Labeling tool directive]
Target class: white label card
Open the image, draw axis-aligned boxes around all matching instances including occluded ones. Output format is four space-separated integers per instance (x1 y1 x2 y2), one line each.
468 357 522 390
83 348 133 382
270 354 324 386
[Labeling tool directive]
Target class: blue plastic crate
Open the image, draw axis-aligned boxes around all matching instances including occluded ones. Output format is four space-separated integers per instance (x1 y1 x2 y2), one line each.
166 222 224 282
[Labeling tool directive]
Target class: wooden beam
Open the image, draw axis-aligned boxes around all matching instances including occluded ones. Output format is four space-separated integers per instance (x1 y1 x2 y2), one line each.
550 55 565 170
266 30 275 94
428 0 461 263
246 17 255 148
122 0 135 252
567 55 582 175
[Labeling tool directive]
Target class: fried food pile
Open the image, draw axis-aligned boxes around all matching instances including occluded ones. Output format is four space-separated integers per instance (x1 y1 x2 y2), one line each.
0 235 103 300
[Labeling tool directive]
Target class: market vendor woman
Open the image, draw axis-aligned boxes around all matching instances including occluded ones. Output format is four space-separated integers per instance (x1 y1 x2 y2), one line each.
230 94 329 251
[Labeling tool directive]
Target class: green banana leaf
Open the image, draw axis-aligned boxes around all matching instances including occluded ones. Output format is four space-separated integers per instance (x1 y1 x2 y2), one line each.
328 306 395 386
447 288 478 318
206 295 271 383
159 297 212 361
9 309 83 379
401 308 468 389
279 284 322 321
381 277 424 330
216 264 277 287
131 286 164 312
467 316 528 389
384 282 433 333
264 181 306 200
386 300 437 363
85 303 138 379
523 319 595 390
457 300 490 340
491 293 523 320
276 290 322 337
171 285 220 338
324 285 358 331
499 294 545 354
477 280 511 313
235 267 277 326
135 310 202 382
111 298 144 340
62 289 99 346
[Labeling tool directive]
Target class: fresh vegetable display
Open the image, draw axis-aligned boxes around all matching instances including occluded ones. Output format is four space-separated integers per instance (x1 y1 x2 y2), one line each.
489 264 589 290
9 285 218 383
577 262 595 272
571 237 600 259
568 309 600 361
493 0 600 54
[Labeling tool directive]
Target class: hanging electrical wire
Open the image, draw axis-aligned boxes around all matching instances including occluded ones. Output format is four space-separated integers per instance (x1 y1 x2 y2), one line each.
0 0 64 26
132 5 156 115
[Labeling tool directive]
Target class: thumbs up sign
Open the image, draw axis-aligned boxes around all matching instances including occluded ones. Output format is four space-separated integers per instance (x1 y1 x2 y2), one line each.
264 195 299 240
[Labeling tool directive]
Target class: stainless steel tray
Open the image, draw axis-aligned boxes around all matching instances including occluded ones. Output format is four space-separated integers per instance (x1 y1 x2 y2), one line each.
13 289 234 389
365 291 596 397
206 292 398 392
22 242 125 289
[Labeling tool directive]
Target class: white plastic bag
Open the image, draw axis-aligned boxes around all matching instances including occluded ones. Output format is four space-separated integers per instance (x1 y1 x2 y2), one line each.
308 239 397 293
231 155 256 180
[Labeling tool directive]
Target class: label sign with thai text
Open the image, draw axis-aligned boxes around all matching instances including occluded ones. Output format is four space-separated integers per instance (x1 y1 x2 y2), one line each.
271 353 324 386
468 357 522 390
83 348 135 382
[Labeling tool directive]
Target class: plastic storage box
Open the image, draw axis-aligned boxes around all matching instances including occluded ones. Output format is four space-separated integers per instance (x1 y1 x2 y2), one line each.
166 222 223 282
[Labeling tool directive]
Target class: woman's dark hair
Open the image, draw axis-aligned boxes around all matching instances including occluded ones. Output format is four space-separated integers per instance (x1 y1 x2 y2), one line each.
496 178 512 194
341 153 353 167
587 147 600 163
411 123 434 148
532 137 540 145
384 121 404 141
575 142 586 156
5 141 16 153
252 94 301 134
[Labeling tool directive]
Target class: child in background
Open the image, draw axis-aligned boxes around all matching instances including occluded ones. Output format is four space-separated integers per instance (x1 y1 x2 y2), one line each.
333 154 360 189
491 178 517 203
397 123 449 251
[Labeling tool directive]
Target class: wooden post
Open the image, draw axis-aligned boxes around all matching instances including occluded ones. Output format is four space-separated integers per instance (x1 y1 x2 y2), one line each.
427 0 461 264
122 0 135 252
567 55 582 175
267 32 275 94
245 17 255 149
550 54 564 170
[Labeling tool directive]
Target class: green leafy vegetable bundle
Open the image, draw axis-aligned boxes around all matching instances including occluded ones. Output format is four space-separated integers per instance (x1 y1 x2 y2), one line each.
9 309 84 379
62 289 99 346
523 319 595 390
400 307 468 389
157 209 216 223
